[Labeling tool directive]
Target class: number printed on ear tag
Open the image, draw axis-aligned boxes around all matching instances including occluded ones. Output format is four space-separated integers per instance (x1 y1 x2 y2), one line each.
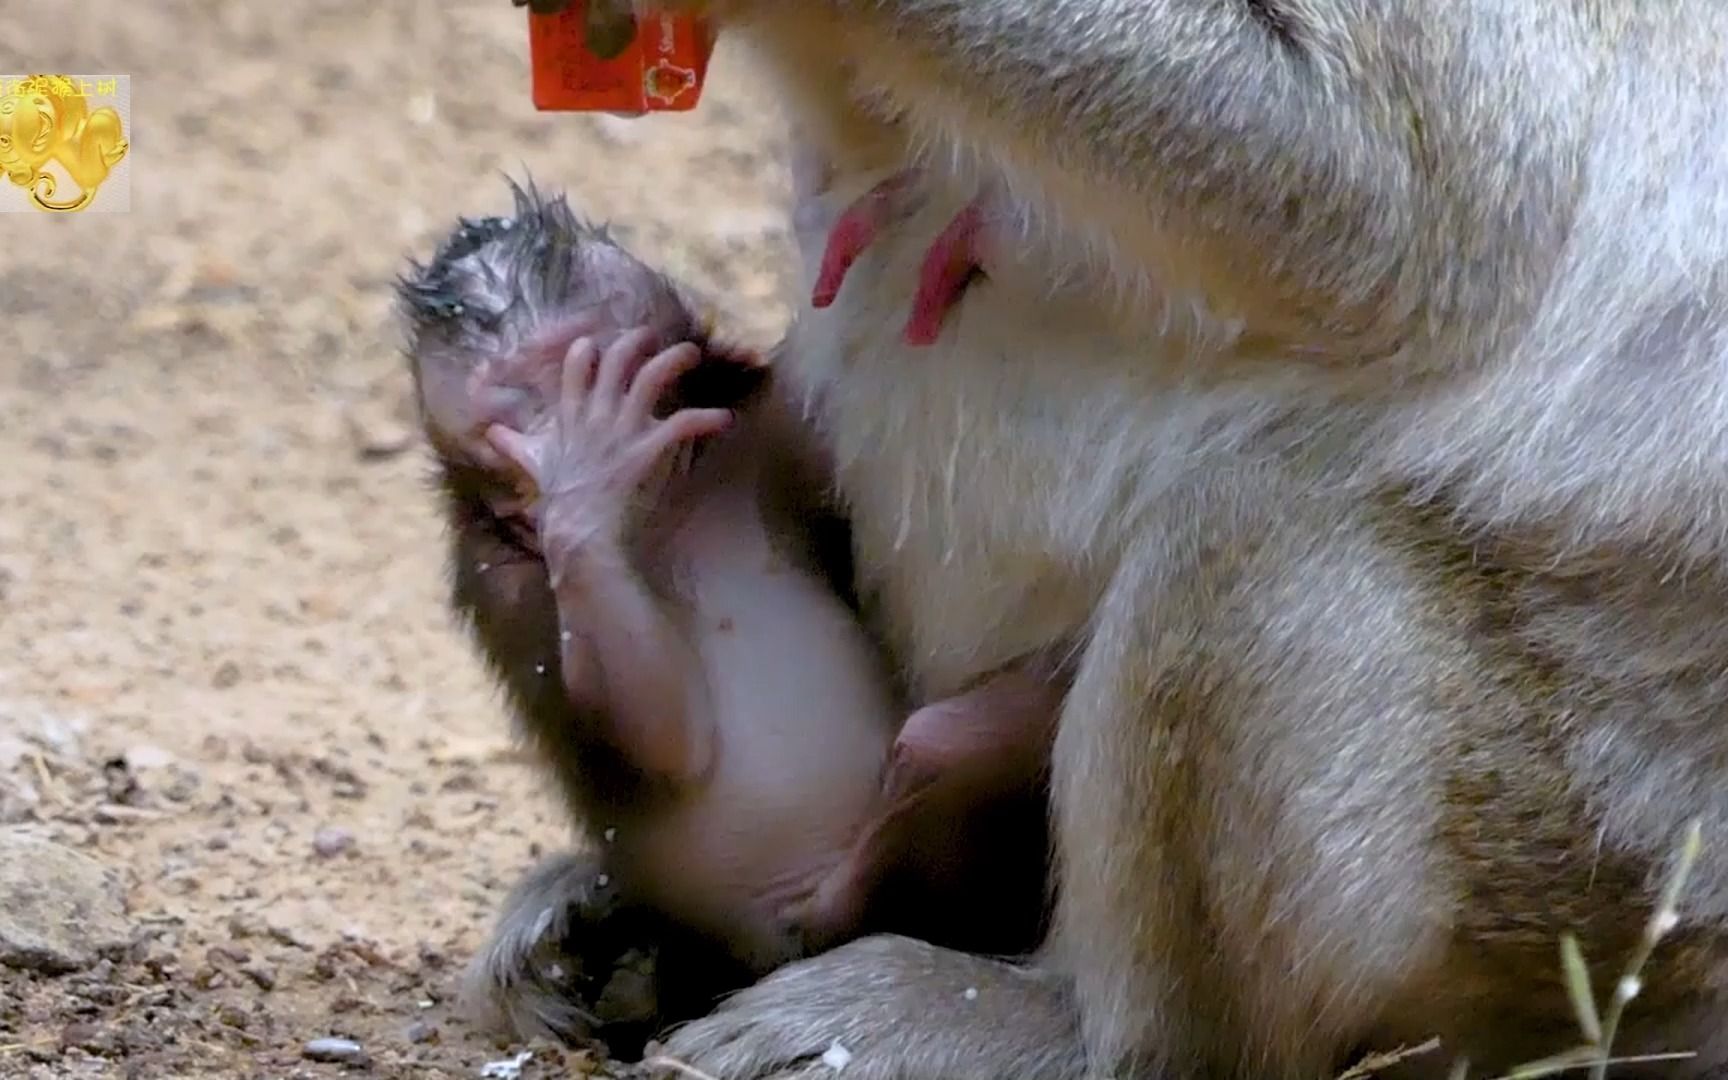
527 2 716 113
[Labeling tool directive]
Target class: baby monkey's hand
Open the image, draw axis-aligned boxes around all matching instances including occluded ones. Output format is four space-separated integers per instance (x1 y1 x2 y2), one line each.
485 329 733 564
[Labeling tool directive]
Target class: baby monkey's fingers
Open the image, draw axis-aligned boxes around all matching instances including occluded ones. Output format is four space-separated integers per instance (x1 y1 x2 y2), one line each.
483 424 545 495
592 327 662 419
557 338 602 431
638 408 733 465
623 342 705 431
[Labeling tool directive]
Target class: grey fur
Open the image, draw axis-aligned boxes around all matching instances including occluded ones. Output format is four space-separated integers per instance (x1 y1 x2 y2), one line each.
639 2 1728 1078
461 851 614 1044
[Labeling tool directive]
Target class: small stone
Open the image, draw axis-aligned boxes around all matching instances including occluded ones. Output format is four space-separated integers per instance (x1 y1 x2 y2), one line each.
405 1020 438 1044
439 772 479 793
218 1004 251 1029
163 770 202 803
267 922 314 950
124 744 175 770
101 757 142 805
313 826 355 858
242 964 277 990
480 1050 534 1079
93 804 164 825
211 661 242 689
0 832 130 973
60 1021 106 1052
303 1037 370 1066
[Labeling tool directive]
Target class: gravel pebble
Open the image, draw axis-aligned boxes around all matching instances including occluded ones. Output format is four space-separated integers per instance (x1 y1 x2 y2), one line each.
404 1020 438 1044
0 833 130 973
303 1036 370 1065
313 826 355 858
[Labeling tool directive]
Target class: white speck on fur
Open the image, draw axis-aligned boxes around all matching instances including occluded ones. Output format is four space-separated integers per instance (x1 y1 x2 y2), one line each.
821 1040 853 1070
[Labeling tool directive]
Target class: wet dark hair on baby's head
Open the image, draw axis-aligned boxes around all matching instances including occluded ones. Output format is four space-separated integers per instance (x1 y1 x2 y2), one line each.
397 175 768 416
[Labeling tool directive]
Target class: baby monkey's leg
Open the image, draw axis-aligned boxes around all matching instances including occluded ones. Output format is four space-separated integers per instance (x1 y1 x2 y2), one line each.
798 666 1060 952
812 170 992 346
463 851 624 1042
468 849 739 1055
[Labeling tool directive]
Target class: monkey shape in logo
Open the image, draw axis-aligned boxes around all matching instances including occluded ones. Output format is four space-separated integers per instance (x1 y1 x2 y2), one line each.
0 74 128 213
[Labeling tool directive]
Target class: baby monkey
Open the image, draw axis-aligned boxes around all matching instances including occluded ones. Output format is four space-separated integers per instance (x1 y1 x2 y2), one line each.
399 182 1058 1041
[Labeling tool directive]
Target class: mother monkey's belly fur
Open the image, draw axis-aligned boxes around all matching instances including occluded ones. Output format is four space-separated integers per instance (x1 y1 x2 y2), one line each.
780 136 1728 1080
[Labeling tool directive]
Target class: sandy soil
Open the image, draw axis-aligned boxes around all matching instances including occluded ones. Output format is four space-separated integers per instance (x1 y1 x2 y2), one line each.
1 3 798 1075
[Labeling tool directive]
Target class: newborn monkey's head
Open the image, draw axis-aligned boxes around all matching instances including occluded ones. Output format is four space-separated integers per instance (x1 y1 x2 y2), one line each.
397 178 766 485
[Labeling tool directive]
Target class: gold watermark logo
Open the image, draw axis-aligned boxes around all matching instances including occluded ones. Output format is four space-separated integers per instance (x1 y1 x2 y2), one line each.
0 74 131 213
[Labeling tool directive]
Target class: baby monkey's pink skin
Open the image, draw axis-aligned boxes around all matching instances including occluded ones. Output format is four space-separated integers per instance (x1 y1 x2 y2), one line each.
404 188 1057 1024
484 327 903 970
482 326 1059 969
797 665 1061 955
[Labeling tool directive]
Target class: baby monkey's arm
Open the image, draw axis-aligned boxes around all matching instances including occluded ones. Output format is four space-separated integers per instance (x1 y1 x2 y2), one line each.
487 329 733 783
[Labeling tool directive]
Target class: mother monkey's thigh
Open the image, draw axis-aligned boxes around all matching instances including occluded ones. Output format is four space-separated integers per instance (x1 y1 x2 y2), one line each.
1050 488 1465 1075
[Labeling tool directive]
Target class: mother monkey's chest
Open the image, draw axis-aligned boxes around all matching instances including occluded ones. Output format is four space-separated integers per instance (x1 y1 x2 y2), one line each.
784 169 1138 698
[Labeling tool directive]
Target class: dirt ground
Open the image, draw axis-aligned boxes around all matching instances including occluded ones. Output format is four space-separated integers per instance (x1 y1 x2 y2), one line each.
1 2 799 1075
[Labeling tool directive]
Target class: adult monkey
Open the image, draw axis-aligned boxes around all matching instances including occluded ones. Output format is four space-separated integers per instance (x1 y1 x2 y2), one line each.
521 2 1728 1077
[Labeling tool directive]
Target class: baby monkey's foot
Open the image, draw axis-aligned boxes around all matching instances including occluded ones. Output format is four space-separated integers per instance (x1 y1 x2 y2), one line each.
462 851 620 1042
485 328 733 559
812 169 991 346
